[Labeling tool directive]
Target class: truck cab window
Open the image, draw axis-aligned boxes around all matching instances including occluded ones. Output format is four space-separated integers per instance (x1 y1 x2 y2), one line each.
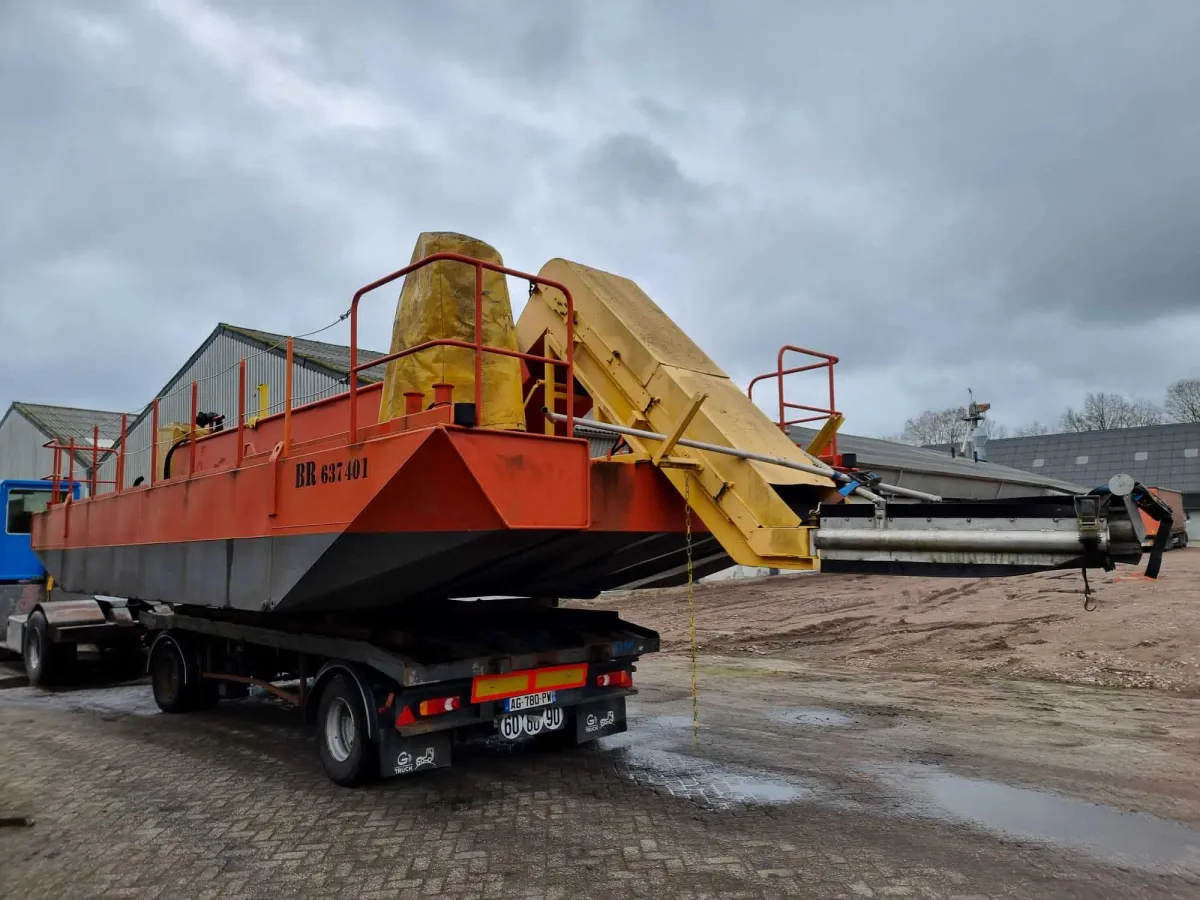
5 490 53 534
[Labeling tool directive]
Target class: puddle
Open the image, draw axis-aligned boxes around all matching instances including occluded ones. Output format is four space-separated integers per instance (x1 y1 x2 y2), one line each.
600 724 820 809
768 707 855 727
873 763 1200 873
0 683 158 716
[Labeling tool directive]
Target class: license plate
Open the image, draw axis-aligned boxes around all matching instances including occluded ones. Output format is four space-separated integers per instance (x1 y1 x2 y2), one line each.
504 691 555 712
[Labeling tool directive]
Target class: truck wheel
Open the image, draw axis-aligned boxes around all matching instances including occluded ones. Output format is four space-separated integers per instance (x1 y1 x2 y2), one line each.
150 637 195 713
23 611 60 687
317 675 373 787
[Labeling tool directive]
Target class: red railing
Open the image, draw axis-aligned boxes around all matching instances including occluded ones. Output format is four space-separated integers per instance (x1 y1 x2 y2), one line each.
747 345 840 457
348 252 576 443
40 254 576 501
43 420 125 502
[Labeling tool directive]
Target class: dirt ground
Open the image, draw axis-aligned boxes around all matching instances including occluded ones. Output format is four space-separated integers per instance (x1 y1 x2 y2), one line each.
580 547 1200 693
1 551 1198 897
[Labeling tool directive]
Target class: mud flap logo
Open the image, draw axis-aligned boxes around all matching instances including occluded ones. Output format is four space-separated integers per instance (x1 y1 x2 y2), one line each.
575 699 626 742
584 711 615 734
395 747 437 775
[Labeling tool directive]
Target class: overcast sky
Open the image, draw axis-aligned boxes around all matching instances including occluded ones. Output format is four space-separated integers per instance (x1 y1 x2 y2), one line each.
2 0 1198 437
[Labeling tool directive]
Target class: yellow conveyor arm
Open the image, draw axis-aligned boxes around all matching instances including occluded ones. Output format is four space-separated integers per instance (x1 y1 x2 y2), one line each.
517 258 839 571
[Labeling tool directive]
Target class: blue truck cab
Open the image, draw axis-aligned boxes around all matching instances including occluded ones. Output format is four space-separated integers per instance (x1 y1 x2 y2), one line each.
0 479 80 583
1 479 141 684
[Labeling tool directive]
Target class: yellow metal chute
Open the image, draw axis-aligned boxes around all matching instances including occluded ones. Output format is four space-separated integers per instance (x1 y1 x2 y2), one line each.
379 232 525 430
517 258 839 571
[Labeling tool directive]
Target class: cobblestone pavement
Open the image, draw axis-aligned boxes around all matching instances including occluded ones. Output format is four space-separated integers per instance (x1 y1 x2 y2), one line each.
0 659 1197 899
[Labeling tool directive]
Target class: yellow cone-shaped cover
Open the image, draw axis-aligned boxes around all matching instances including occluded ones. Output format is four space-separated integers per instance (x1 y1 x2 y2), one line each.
378 232 525 430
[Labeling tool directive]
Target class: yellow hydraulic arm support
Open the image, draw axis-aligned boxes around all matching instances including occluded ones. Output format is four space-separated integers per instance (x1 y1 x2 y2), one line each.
516 258 840 571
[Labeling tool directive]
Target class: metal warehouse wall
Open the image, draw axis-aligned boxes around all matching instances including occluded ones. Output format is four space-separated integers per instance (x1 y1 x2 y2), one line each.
0 409 52 482
98 333 347 490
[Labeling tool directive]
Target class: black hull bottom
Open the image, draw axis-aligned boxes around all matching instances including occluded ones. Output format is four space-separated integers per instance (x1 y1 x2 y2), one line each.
39 530 731 614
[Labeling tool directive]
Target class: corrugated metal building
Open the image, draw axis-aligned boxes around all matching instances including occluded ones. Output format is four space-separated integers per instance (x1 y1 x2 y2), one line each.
0 402 124 489
97 324 389 490
961 425 1200 538
788 427 1085 500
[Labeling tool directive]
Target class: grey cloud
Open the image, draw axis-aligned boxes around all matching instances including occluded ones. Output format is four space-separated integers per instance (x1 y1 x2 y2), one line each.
2 0 1198 440
577 134 709 208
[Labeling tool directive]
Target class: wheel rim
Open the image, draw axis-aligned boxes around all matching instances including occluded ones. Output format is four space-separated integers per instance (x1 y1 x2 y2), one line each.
26 632 40 672
324 697 356 763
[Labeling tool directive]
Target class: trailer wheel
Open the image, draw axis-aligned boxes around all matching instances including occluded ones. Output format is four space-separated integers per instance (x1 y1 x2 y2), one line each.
23 611 58 687
317 675 373 787
150 637 195 713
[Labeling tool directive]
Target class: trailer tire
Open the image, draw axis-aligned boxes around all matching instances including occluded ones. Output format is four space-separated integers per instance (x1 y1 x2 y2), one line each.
317 675 373 787
23 611 61 687
150 636 195 713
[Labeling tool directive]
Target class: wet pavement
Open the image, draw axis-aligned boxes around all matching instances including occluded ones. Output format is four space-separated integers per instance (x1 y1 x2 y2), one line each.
1 658 1198 898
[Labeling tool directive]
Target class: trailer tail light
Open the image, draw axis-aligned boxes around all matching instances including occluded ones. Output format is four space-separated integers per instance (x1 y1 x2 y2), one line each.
418 696 461 717
471 663 587 702
596 670 632 689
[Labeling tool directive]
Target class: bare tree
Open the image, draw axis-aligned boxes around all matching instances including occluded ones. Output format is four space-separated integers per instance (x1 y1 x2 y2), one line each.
1165 378 1200 423
900 407 970 446
1013 421 1051 437
1061 392 1164 432
987 421 1009 440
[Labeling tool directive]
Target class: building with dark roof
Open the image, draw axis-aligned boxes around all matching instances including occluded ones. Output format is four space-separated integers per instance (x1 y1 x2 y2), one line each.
95 323 390 489
929 424 1200 537
0 402 124 487
788 426 1084 500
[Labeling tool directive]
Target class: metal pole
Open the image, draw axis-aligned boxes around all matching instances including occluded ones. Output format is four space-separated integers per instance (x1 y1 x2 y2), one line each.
543 409 943 504
189 381 198 478
349 299 359 444
117 413 127 493
564 290 575 438
90 425 99 495
814 528 1106 554
51 445 61 504
474 263 484 419
284 338 294 457
237 358 246 468
150 398 159 486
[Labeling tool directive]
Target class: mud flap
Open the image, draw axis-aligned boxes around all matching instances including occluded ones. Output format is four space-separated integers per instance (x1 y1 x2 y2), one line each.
377 730 452 779
575 697 627 742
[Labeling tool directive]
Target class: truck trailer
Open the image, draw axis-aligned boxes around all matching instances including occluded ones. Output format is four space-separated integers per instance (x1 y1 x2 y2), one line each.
25 233 1175 786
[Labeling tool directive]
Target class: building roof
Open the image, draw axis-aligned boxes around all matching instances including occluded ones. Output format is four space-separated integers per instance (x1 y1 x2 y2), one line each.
222 324 390 384
97 323 392 463
788 426 1085 498
3 402 126 468
961 424 1200 497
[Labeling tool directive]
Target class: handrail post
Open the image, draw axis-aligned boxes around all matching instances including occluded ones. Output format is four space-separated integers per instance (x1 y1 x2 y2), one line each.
474 263 484 418
564 288 575 437
284 337 294 457
776 346 787 431
66 438 75 537
349 303 359 444
51 445 61 504
237 358 246 467
150 398 159 486
117 413 127 493
90 425 99 495
189 380 198 478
